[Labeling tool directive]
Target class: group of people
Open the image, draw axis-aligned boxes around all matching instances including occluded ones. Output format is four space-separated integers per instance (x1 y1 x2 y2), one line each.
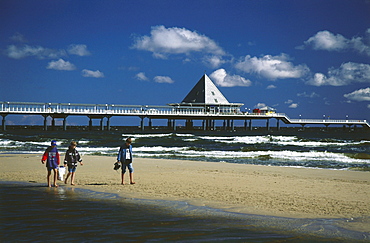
41 138 135 187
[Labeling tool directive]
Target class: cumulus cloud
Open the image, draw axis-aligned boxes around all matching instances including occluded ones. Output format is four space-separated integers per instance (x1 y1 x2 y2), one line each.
344 87 370 102
153 76 174 83
202 55 227 68
210 69 252 87
301 29 370 56
81 69 104 78
6 45 66 59
297 91 320 98
307 62 370 86
135 72 149 81
131 25 225 58
47 59 76 70
67 44 91 56
266 84 277 89
285 99 298 108
235 54 309 80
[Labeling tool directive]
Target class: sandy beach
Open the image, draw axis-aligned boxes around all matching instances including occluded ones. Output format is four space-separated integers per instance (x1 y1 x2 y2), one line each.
1 153 369 232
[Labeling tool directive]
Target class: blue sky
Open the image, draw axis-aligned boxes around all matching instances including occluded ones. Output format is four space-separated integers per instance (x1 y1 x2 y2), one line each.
1 0 369 126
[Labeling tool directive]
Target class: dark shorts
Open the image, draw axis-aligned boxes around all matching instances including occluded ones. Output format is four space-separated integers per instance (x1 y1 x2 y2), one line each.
68 167 77 173
47 166 58 171
122 160 134 173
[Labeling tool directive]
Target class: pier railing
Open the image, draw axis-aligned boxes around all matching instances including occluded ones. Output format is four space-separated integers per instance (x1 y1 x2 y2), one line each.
1 101 369 127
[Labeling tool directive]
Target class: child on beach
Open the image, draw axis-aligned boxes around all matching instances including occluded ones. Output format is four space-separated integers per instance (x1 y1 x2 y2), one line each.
41 140 60 187
117 137 135 185
64 141 83 186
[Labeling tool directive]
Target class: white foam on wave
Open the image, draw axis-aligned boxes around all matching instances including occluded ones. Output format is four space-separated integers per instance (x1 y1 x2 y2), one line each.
122 133 173 138
107 144 370 164
198 135 364 147
135 146 187 152
0 139 14 146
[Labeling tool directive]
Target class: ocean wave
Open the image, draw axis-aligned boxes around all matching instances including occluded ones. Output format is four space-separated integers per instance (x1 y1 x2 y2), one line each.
198 135 365 148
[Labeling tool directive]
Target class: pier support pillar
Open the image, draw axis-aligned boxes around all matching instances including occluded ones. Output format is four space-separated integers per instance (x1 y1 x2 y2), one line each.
100 118 104 131
172 120 176 131
106 116 111 131
249 119 252 131
2 115 7 131
202 120 206 131
185 119 193 130
148 118 152 129
52 118 55 130
231 120 234 131
140 117 145 131
167 119 172 129
223 120 226 130
89 118 93 131
266 119 270 130
43 115 48 131
63 117 67 131
276 119 280 131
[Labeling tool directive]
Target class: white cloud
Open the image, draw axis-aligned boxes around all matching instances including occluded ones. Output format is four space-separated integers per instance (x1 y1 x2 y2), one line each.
81 69 104 78
10 32 27 42
343 87 370 101
266 84 277 89
285 99 298 108
67 44 91 56
202 55 226 68
135 72 149 81
235 54 309 80
255 103 267 108
210 69 252 87
301 29 370 56
368 104 370 109
303 30 349 51
307 62 370 86
6 45 66 59
47 59 76 71
153 76 174 83
285 99 293 104
131 25 225 58
297 91 319 98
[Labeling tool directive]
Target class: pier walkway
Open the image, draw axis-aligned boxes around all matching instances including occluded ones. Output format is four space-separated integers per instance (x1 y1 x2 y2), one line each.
1 101 369 130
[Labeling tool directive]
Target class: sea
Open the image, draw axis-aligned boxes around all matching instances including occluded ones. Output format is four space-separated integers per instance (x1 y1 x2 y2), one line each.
1 127 369 242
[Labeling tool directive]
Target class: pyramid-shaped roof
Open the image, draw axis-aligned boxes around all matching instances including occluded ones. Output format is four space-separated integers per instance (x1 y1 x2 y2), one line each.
181 74 230 105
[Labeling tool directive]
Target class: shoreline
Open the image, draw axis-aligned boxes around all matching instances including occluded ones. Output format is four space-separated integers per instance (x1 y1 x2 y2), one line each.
1 154 369 234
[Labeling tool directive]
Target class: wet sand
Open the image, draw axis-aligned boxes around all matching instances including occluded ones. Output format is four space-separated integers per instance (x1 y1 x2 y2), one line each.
1 154 369 232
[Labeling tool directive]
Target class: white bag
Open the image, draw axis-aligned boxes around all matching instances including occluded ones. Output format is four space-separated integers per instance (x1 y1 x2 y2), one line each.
57 166 66 181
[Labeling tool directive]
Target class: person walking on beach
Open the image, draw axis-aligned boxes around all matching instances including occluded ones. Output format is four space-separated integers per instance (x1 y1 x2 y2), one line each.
41 140 60 187
64 141 83 186
117 137 135 185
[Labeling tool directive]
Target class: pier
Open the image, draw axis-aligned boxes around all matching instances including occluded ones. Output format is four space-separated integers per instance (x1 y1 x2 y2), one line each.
1 74 368 131
1 101 369 131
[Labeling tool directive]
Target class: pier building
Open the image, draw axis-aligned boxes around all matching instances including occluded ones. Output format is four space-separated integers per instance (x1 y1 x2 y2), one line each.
1 74 369 131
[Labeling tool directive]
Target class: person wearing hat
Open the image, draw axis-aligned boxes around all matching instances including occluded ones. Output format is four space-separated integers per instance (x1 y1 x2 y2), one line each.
41 140 60 187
